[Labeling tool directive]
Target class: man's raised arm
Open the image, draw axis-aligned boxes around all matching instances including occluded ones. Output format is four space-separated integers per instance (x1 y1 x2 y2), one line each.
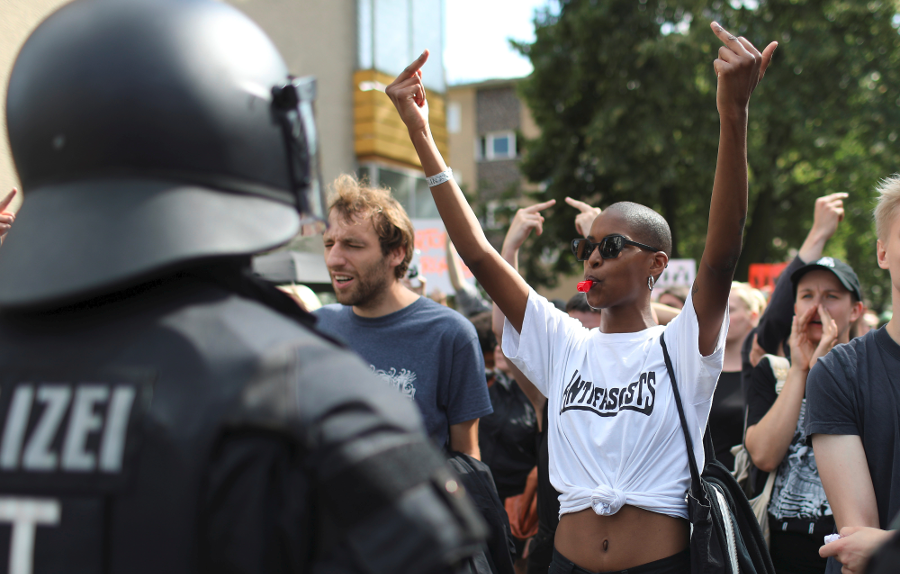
386 53 531 332
693 24 777 356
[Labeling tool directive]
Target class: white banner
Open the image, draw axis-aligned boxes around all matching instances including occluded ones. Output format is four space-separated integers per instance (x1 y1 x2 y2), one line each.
410 219 475 296
655 258 696 290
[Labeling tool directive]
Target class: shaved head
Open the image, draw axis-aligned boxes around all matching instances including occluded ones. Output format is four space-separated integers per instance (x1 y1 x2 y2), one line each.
604 202 672 256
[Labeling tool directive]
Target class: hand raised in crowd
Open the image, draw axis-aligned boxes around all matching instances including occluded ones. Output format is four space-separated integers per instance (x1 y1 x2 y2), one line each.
789 304 838 372
710 22 777 118
500 199 556 257
385 50 430 134
799 192 848 262
819 526 894 574
0 189 17 245
565 197 601 238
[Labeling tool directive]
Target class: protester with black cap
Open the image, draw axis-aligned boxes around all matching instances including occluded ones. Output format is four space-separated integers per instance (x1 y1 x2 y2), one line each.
807 175 900 574
0 0 486 572
744 256 864 574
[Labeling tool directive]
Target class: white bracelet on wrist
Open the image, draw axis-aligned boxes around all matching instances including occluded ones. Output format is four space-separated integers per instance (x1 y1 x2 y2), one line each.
426 168 453 188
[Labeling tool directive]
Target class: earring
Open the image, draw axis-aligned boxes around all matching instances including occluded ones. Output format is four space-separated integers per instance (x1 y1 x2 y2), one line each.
648 276 654 291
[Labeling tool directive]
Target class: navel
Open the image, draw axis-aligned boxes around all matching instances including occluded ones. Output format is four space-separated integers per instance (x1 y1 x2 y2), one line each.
602 539 609 552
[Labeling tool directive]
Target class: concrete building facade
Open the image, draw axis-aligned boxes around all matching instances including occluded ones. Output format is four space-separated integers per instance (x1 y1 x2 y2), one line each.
0 0 448 222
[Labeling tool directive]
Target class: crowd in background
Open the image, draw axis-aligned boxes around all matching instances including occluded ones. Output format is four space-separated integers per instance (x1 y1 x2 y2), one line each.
257 175 898 574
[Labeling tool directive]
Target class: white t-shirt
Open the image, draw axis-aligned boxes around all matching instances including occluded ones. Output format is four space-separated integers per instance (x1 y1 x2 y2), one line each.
502 290 727 520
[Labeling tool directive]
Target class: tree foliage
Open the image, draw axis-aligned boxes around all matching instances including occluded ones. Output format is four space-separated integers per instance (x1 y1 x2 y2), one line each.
513 0 900 311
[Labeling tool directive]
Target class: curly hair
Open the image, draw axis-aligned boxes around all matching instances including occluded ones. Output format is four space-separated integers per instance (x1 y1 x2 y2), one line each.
328 174 415 279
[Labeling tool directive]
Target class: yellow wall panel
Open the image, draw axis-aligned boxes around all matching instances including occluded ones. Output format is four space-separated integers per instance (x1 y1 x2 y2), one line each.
353 69 448 169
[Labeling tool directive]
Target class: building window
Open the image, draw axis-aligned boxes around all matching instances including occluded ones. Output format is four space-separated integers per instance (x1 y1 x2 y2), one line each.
358 163 440 219
477 131 516 161
447 102 461 134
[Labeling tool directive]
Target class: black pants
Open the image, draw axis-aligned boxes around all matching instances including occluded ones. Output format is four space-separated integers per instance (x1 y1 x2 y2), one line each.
549 548 690 574
769 528 829 574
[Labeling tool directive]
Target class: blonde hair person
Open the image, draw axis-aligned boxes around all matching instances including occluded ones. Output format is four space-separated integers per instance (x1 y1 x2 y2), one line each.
708 282 763 470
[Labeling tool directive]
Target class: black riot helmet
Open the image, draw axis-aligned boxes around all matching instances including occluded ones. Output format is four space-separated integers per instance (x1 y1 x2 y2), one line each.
1 0 325 308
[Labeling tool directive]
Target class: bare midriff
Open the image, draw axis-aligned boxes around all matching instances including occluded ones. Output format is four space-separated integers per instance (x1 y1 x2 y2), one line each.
554 505 689 572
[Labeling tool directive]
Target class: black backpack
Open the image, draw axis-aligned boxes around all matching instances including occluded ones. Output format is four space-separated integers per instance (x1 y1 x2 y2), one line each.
661 333 775 574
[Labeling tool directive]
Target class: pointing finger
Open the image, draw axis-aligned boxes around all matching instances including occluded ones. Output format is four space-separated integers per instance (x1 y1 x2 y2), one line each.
711 22 744 50
564 197 595 213
524 199 556 213
0 189 17 212
392 50 430 85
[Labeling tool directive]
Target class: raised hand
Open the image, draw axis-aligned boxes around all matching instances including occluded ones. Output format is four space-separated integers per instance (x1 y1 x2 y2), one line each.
501 199 556 255
811 192 848 241
810 304 838 369
385 51 431 134
565 197 602 238
0 189 17 245
710 22 777 118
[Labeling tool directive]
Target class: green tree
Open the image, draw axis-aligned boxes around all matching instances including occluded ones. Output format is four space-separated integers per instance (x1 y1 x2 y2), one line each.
515 0 900 311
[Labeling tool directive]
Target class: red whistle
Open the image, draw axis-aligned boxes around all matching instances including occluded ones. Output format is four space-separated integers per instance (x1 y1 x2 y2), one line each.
576 280 593 293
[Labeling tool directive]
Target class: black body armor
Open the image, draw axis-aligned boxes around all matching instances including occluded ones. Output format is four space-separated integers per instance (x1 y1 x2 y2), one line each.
0 272 485 573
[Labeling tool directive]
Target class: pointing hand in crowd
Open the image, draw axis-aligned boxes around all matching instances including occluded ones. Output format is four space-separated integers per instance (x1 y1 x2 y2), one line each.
386 50 431 134
565 197 602 238
501 199 556 261
710 22 777 118
0 189 17 245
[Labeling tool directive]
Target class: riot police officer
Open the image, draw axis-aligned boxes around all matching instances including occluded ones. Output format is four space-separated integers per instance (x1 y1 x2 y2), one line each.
0 0 485 572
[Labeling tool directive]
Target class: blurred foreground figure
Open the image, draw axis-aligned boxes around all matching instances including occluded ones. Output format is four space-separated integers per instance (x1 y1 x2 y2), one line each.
0 0 484 572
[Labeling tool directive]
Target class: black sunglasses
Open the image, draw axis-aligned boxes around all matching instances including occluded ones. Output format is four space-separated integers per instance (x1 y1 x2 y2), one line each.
571 235 660 261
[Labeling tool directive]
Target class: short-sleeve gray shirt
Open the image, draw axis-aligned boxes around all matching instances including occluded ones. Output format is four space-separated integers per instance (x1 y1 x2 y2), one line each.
315 297 493 448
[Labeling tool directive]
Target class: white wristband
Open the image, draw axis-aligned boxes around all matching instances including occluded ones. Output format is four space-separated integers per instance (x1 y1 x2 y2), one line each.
426 168 453 188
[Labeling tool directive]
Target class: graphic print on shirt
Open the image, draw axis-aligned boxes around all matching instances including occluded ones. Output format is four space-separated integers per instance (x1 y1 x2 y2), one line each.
560 369 656 417
370 366 418 401
768 398 832 519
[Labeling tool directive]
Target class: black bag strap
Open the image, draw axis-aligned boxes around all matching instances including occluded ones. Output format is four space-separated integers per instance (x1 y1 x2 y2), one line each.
659 332 704 499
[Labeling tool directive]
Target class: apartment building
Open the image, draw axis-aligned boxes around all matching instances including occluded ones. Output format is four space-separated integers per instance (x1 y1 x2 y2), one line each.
0 0 449 222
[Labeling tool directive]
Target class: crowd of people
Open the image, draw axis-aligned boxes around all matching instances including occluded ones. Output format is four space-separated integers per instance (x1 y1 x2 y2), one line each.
0 0 898 573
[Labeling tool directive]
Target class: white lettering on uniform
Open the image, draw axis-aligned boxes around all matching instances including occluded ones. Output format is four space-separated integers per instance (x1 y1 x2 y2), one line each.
23 387 71 471
62 386 109 471
0 387 34 470
0 383 136 473
100 386 136 472
0 497 60 574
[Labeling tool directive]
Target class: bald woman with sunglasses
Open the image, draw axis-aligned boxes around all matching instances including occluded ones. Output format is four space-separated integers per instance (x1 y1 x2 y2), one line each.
387 23 776 574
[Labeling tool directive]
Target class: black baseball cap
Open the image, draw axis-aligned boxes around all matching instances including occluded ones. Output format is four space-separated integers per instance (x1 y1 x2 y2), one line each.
790 257 862 301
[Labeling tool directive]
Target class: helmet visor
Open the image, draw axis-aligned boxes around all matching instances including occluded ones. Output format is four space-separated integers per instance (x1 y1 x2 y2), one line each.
273 76 326 235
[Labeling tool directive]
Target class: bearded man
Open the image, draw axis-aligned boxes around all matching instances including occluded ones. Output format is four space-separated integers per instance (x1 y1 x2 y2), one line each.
315 175 491 457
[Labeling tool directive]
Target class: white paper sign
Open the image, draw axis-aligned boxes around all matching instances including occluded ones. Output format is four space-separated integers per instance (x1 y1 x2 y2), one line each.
655 258 696 289
410 219 474 296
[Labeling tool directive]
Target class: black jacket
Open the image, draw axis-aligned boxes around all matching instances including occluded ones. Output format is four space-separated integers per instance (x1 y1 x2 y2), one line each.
0 270 485 573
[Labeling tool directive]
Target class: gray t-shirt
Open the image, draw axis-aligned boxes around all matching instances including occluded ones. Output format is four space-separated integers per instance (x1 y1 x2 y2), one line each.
315 297 493 448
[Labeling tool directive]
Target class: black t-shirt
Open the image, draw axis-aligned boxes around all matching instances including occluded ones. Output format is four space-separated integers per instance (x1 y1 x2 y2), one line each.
806 326 900 530
707 370 744 470
479 372 538 500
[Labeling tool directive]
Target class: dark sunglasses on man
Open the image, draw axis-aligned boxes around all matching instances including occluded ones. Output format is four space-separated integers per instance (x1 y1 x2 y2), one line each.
571 235 660 261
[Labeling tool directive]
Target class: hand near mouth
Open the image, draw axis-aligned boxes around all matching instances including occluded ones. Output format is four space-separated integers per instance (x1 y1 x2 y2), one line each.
810 304 839 369
789 305 819 372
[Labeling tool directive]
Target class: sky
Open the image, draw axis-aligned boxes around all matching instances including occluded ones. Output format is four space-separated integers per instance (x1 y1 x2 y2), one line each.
444 0 558 85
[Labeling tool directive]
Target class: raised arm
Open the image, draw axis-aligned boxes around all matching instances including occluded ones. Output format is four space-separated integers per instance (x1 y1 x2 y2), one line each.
693 24 777 356
756 192 847 354
491 201 557 421
386 53 531 331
